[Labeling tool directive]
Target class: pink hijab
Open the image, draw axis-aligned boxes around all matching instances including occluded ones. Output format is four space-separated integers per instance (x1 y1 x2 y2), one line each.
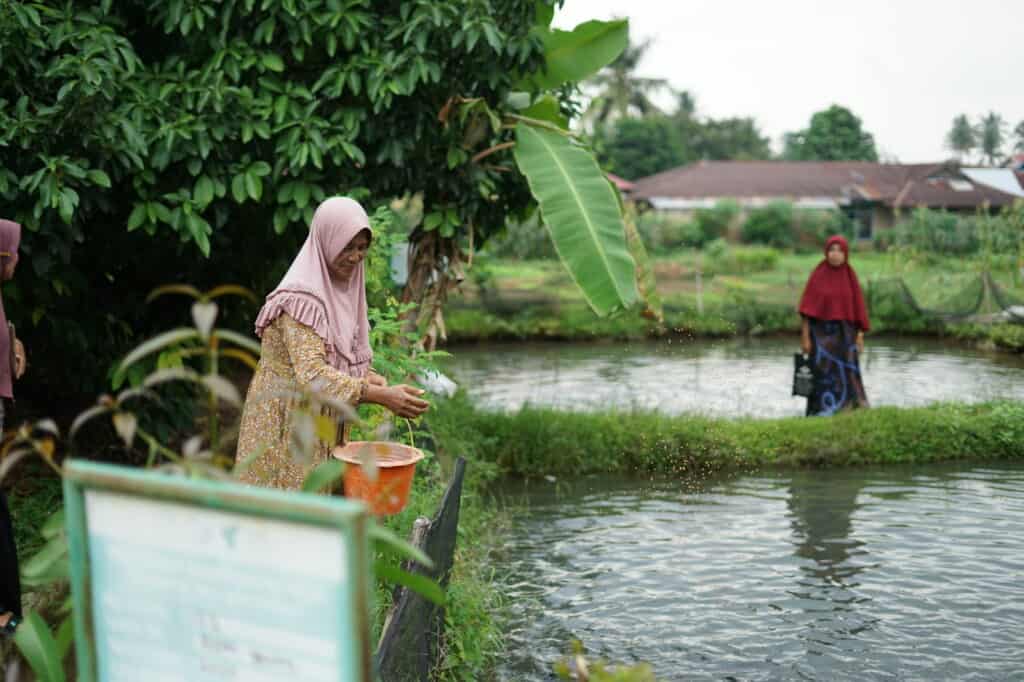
255 198 373 377
0 219 21 399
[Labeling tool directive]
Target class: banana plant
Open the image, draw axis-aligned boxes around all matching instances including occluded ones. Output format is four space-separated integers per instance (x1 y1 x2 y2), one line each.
407 15 658 344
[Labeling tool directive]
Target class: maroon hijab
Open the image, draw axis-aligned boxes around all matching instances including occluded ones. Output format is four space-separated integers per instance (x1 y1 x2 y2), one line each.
0 220 21 399
798 235 870 331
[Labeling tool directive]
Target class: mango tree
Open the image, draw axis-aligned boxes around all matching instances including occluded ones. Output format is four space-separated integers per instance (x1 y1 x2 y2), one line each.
0 0 655 400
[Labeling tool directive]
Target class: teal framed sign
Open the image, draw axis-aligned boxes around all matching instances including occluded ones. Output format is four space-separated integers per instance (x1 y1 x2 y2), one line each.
63 460 373 682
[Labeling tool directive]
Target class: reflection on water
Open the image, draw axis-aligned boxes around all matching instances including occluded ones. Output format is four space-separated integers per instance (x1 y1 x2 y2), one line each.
495 462 1024 680
446 337 1024 418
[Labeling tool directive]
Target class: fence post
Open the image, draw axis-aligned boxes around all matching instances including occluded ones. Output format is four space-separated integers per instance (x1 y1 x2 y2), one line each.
696 251 704 316
375 458 467 681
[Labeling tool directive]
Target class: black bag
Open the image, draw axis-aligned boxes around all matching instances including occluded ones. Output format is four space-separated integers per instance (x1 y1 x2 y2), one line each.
792 353 815 397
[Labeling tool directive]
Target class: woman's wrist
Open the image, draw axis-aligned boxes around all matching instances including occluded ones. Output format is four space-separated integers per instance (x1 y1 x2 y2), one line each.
362 383 390 408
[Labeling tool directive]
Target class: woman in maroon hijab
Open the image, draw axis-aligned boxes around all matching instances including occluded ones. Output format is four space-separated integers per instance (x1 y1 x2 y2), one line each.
798 235 870 416
0 218 25 635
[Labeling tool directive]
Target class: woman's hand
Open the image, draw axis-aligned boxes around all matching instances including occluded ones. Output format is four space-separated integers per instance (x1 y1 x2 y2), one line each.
856 332 865 356
13 339 26 379
367 370 387 387
364 383 429 419
800 337 812 356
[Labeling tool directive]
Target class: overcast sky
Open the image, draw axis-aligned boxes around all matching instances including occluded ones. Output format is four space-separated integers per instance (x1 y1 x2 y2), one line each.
554 0 1024 162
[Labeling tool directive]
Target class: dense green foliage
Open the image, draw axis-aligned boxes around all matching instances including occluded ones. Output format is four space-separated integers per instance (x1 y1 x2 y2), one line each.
783 105 878 162
741 201 795 248
431 397 1024 477
598 116 686 180
0 0 557 402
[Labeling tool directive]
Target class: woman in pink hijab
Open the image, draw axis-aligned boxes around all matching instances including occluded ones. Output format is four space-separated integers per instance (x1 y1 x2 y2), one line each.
235 198 429 490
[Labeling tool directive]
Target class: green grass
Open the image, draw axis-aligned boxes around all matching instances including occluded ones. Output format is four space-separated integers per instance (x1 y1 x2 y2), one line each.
429 395 1024 478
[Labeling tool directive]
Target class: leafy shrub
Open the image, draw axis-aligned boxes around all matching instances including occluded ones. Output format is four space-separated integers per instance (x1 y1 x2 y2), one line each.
693 200 740 245
704 238 729 261
741 201 794 247
635 213 701 252
705 245 779 276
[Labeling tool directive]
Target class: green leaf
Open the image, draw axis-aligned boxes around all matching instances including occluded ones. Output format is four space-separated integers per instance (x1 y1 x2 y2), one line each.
513 124 639 316
147 284 203 302
55 616 74 659
244 171 262 201
481 22 502 53
262 53 285 72
528 19 628 90
374 561 445 606
21 537 67 581
249 161 272 177
520 95 568 129
212 329 262 356
87 170 112 188
127 203 147 232
535 0 555 28
293 182 311 208
369 523 434 569
301 459 344 493
194 175 215 207
118 328 201 375
14 612 67 682
423 211 443 231
58 191 75 224
231 174 247 203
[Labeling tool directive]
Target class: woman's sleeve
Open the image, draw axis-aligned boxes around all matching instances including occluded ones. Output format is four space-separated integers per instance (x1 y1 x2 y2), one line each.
279 315 364 406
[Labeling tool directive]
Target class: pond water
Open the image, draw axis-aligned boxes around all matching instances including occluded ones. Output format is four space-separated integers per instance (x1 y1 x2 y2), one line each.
494 461 1024 680
445 337 1024 418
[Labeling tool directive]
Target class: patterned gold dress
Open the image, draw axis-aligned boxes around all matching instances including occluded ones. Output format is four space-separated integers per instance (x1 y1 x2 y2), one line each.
235 314 365 490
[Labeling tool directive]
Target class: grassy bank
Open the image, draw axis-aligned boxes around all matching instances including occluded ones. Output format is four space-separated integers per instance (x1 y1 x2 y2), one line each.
430 396 1024 477
447 251 1024 352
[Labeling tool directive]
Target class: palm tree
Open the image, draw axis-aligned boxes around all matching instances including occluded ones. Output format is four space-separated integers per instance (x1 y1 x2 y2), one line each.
978 112 1007 166
583 38 670 127
945 114 976 162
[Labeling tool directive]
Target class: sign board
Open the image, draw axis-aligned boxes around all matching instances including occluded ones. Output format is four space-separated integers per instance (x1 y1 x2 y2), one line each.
63 460 372 682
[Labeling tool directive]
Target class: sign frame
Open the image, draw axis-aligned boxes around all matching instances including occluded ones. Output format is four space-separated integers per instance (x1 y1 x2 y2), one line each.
63 460 373 682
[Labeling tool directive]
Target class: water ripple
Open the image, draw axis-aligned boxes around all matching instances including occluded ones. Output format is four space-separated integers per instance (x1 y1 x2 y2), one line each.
495 462 1024 680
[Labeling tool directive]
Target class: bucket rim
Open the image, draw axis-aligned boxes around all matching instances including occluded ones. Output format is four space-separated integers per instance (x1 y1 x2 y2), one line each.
332 441 425 467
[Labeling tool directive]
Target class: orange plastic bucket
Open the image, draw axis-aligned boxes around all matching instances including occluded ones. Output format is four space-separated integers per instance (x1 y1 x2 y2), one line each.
333 441 424 515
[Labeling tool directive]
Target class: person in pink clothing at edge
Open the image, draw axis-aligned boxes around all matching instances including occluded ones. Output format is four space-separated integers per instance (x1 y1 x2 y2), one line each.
0 218 27 637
